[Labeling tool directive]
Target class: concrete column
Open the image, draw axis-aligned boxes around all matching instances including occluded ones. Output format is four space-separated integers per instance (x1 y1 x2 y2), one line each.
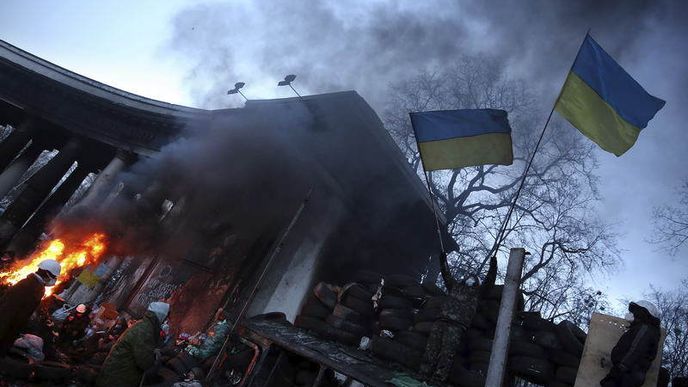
100 181 126 210
6 164 90 256
0 142 43 200
77 150 133 209
0 138 81 247
0 124 31 172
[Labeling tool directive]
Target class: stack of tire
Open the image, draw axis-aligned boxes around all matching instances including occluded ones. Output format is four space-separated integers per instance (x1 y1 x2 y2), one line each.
371 274 434 371
443 289 585 387
508 312 586 387
293 277 590 387
295 281 376 347
440 285 523 386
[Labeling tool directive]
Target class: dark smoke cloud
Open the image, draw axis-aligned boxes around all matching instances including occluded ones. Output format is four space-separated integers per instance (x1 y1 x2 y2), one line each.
166 0 688 298
170 1 470 109
59 105 314 259
168 0 686 110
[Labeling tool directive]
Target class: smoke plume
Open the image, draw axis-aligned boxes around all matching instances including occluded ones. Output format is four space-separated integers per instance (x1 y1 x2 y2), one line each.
59 104 314 260
168 0 686 111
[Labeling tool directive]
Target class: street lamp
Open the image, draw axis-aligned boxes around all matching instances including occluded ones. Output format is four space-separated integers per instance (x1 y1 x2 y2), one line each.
277 74 302 98
227 82 248 101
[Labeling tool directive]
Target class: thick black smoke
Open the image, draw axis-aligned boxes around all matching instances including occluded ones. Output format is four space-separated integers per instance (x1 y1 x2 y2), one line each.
168 0 686 110
59 104 314 259
165 0 688 297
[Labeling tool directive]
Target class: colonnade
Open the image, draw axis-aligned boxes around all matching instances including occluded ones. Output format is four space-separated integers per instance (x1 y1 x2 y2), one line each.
0 116 136 256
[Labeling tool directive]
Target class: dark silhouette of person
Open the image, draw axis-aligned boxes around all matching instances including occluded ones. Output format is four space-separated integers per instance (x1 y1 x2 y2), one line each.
0 259 61 356
600 300 661 387
421 253 497 381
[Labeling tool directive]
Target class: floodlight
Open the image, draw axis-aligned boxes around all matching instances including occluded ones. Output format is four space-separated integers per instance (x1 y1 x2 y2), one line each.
277 74 302 98
227 81 248 100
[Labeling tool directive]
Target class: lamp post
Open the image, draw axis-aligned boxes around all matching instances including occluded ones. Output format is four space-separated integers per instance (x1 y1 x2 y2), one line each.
277 74 302 99
227 82 248 101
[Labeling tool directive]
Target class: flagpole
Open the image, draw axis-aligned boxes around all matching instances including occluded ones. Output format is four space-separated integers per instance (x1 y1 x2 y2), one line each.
423 170 446 253
409 112 448 254
484 30 590 265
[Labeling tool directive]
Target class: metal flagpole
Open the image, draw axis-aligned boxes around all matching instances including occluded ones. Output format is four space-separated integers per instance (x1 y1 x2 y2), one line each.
423 170 446 253
408 114 448 254
484 30 590 266
409 113 447 254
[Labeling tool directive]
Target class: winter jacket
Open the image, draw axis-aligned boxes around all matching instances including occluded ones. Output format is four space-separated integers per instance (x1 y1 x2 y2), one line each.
0 274 44 356
600 305 661 387
96 311 162 387
610 320 660 372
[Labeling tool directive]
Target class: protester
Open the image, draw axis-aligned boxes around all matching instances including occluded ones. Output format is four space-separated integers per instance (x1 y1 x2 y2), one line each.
96 301 170 387
600 300 662 387
420 253 497 382
24 303 60 360
60 303 91 345
184 307 229 361
0 259 61 357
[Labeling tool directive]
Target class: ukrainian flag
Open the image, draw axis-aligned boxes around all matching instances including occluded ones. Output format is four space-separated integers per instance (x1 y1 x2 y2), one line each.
556 34 665 156
410 109 513 171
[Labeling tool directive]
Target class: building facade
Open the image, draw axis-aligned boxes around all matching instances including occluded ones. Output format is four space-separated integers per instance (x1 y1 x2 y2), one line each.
0 39 447 334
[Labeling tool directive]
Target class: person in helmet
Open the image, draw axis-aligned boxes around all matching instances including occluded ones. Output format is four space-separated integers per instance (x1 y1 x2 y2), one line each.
600 300 662 387
420 252 497 382
60 303 91 345
97 301 170 387
0 259 61 356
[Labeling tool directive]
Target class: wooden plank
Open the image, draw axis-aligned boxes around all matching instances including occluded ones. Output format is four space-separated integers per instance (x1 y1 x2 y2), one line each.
244 318 426 387
574 312 665 387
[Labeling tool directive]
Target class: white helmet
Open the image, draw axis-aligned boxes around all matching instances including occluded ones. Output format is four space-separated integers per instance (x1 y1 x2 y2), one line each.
147 302 170 323
633 300 659 319
38 259 61 277
76 304 87 314
625 300 660 322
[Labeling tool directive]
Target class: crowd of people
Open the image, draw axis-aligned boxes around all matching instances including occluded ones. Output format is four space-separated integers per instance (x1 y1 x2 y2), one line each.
0 259 229 386
0 257 681 387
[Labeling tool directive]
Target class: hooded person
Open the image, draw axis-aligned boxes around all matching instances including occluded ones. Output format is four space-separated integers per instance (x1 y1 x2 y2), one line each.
0 259 61 356
420 252 497 382
600 300 662 387
96 301 170 387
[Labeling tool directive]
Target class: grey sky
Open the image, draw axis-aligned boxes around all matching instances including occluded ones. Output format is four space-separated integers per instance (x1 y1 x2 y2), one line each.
0 0 686 306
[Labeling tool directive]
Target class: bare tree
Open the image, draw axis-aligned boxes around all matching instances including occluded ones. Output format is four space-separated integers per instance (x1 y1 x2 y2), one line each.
651 181 688 256
383 56 618 320
645 280 688 379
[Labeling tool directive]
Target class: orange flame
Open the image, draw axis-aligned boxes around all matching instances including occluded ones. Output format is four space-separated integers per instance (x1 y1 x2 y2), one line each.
0 232 108 296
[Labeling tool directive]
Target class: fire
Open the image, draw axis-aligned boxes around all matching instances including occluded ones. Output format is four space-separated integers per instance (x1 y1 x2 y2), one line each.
0 232 108 296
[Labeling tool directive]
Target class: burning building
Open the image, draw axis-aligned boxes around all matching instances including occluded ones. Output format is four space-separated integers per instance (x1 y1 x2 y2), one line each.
0 39 449 335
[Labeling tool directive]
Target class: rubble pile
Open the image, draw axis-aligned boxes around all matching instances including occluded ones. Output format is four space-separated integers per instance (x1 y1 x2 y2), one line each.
294 272 587 387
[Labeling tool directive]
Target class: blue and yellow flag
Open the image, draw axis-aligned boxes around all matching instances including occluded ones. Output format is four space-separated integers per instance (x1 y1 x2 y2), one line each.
556 34 665 156
410 109 513 171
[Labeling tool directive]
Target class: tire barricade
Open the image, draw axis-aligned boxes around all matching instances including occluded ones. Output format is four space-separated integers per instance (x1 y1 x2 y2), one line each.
292 274 588 387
